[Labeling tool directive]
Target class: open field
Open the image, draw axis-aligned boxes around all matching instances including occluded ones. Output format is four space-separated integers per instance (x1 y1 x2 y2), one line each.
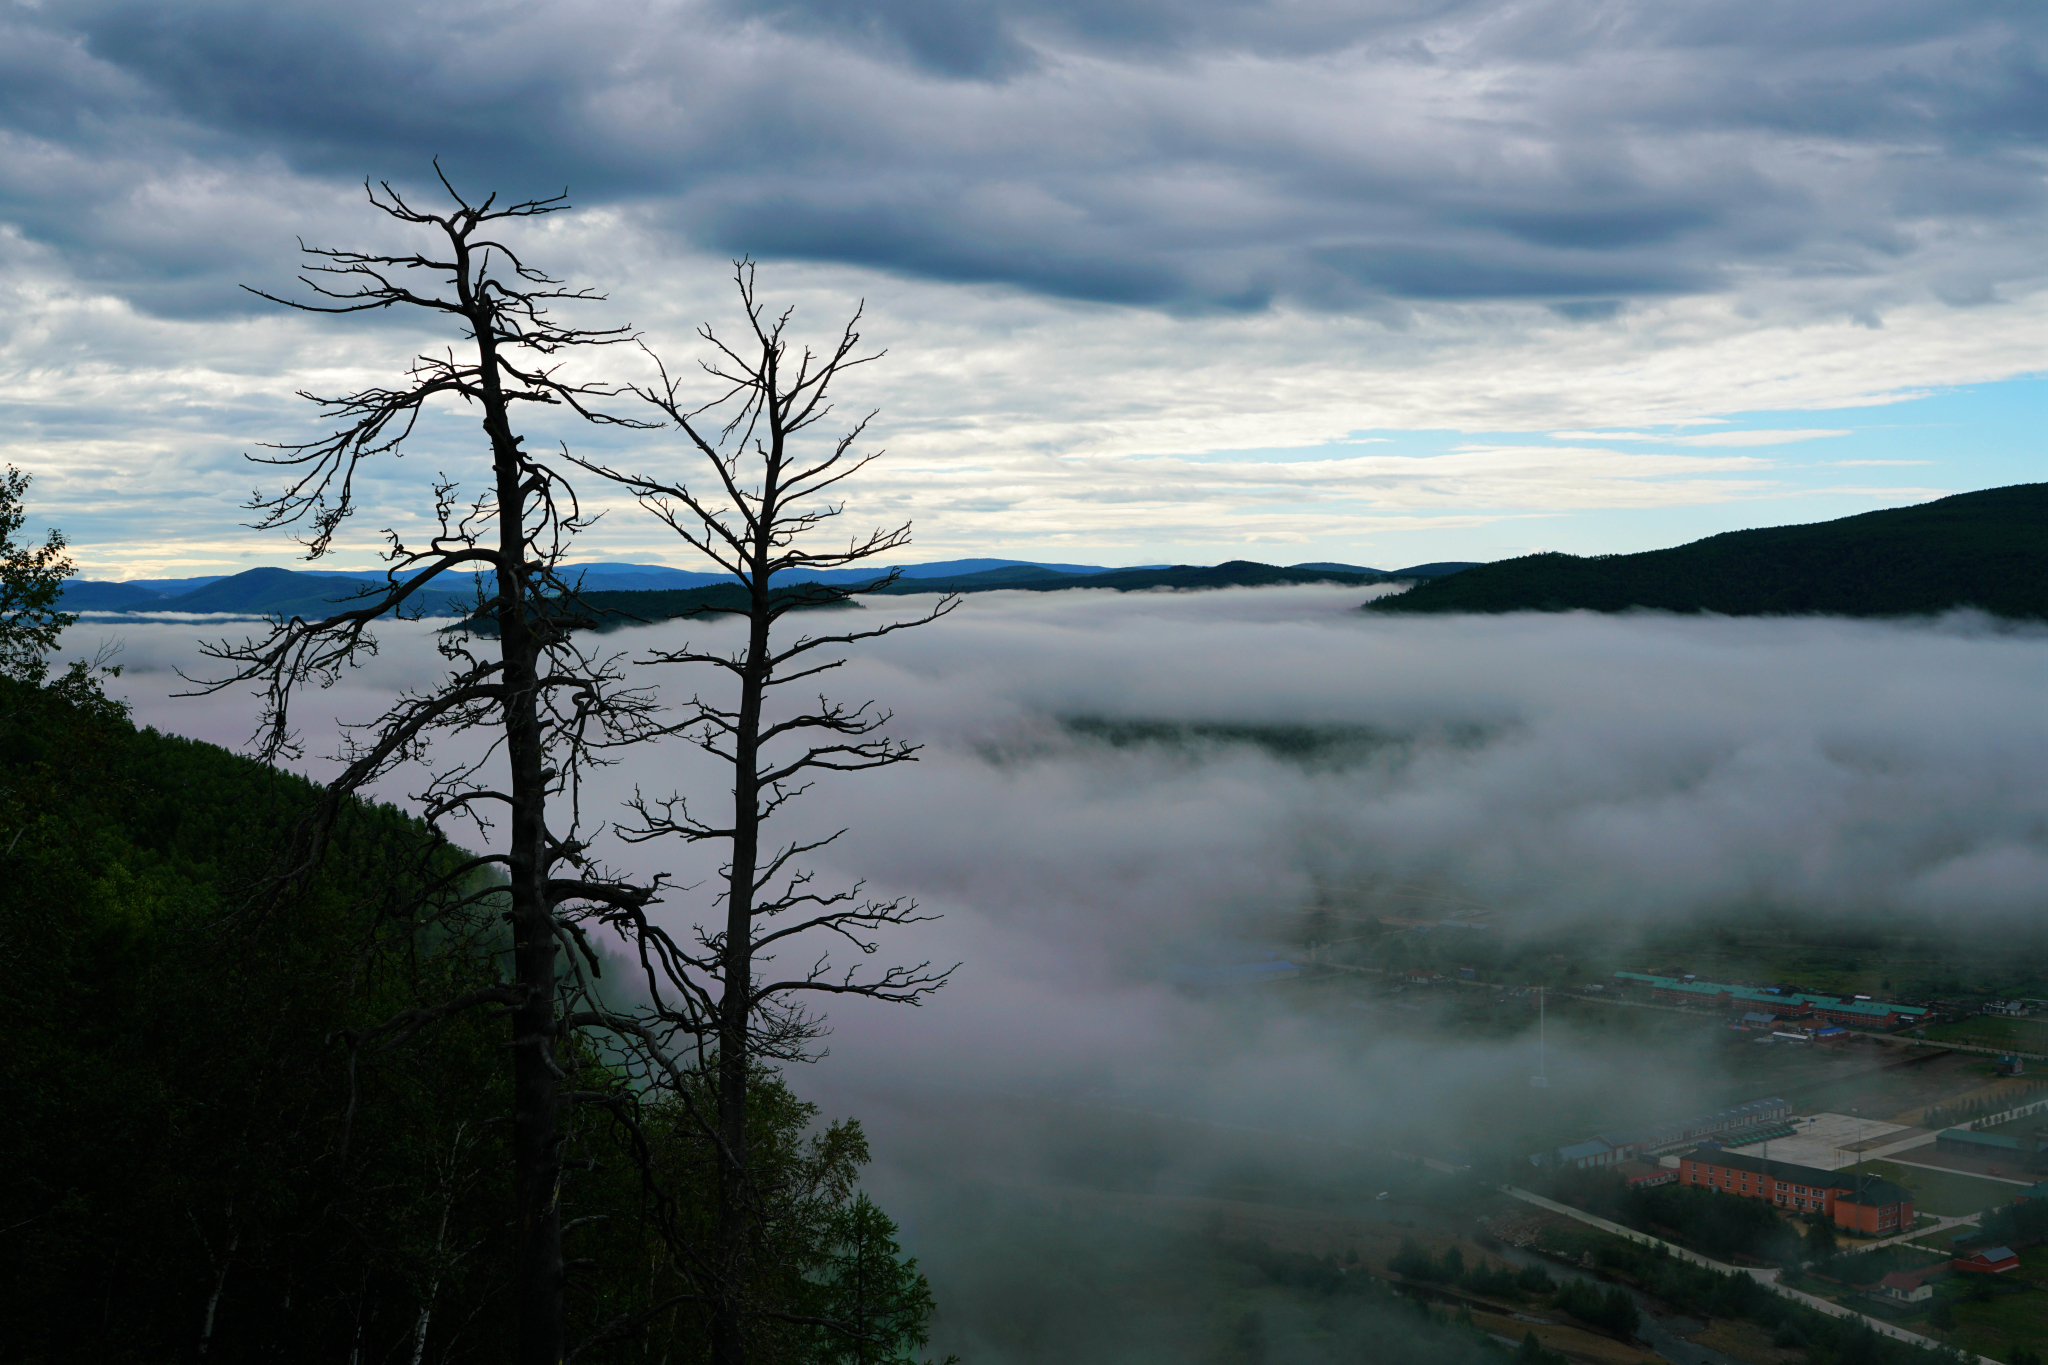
1686 1317 1802 1364
1938 1243 2048 1364
1626 909 2048 1008
1858 1160 2020 1217
1926 1017 2048 1053
1890 1145 2043 1184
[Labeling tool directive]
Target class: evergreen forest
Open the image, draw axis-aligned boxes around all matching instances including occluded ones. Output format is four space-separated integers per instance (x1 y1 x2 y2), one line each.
0 673 934 1363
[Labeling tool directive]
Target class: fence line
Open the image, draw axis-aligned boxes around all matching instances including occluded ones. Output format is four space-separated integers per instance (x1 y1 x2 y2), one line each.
1967 1094 2048 1131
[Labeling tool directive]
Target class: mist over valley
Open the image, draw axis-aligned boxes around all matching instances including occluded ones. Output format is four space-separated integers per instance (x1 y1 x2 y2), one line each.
70 584 2048 1363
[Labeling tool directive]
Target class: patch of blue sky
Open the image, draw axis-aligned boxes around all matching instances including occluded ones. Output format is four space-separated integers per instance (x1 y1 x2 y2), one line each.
1155 374 2044 562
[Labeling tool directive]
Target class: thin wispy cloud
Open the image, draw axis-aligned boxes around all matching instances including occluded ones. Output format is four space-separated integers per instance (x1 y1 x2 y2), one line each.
1550 429 1854 447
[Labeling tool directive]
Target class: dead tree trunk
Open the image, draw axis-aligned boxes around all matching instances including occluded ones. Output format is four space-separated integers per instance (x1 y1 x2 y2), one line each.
577 262 957 1364
200 169 660 1365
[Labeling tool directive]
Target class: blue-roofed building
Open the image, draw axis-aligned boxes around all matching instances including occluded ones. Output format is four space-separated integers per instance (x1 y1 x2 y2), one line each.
1611 972 1927 1028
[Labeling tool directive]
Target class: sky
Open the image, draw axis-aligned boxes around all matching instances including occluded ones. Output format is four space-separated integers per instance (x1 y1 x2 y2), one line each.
1 0 2042 578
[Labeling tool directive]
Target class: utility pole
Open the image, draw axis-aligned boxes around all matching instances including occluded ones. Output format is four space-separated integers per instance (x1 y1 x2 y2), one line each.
1532 986 1549 1089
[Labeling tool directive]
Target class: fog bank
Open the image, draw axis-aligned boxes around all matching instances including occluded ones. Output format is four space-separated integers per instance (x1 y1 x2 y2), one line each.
73 589 2048 1317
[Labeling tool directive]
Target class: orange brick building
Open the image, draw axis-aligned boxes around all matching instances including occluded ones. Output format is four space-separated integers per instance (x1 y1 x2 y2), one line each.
1679 1148 1915 1235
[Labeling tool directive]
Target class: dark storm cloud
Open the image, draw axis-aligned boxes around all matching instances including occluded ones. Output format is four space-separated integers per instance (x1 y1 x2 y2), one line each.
1 0 2040 315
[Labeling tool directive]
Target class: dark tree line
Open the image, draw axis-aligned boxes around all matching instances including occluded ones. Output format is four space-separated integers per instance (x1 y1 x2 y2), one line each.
0 667 931 1361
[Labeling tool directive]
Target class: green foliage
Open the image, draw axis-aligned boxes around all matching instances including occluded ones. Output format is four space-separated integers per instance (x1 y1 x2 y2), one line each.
0 676 932 1363
1537 1225 1974 1365
1812 1243 1943 1286
802 1196 942 1365
1979 1196 2048 1250
1552 1169 1801 1264
1806 1212 1842 1264
1552 1278 1639 1337
0 465 78 685
1370 482 2048 620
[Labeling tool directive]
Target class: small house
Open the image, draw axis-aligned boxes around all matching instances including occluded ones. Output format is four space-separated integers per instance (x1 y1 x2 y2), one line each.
1868 1269 1939 1304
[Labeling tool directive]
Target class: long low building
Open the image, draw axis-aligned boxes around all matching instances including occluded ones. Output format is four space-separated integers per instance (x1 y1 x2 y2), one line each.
1677 1148 1916 1235
1548 1097 1793 1168
1612 972 1929 1029
1936 1127 2048 1171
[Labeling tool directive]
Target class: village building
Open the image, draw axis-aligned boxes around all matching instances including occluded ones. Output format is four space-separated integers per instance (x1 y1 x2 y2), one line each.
1937 1127 2048 1171
1677 1149 1915 1234
1612 972 1929 1029
1543 1097 1793 1168
1616 1160 1676 1188
1867 1268 1941 1304
1954 1246 2021 1275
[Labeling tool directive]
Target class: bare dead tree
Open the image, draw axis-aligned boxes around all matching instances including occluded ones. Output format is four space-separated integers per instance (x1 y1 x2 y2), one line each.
570 262 956 1365
193 169 669 1365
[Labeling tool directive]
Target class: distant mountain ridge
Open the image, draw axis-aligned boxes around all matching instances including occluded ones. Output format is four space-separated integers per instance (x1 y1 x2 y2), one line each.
65 556 1475 620
1368 484 2047 620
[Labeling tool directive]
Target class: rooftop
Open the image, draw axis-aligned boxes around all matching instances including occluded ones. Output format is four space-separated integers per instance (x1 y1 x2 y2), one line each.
1722 1112 1917 1170
1683 1148 1915 1207
1684 1147 1838 1189
1611 972 1927 1018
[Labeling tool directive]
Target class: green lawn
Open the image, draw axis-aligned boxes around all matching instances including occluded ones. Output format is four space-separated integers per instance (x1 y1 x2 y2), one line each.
1938 1244 2048 1364
1859 1160 2018 1218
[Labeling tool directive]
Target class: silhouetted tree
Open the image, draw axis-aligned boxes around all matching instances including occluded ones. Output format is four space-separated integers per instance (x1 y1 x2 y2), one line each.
201 170 665 1365
573 263 955 1364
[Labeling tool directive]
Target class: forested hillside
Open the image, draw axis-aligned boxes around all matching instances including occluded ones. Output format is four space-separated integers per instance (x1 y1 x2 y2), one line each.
0 678 929 1363
1369 483 2047 619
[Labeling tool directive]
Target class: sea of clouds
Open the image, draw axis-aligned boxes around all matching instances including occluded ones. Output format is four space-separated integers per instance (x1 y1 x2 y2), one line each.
74 586 2046 1135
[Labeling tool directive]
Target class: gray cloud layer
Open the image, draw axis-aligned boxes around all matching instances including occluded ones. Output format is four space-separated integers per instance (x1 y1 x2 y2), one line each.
3 0 2041 316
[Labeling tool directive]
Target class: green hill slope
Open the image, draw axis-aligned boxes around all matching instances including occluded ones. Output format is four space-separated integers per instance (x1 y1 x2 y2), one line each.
1368 484 2047 619
0 678 919 1361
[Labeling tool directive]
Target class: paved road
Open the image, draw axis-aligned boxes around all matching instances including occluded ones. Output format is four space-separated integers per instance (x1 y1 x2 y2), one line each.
1501 1187 2000 1364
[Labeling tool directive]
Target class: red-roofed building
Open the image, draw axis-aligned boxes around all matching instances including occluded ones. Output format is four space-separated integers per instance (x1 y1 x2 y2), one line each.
1954 1246 2020 1275
1676 1149 1915 1233
1867 1268 1941 1303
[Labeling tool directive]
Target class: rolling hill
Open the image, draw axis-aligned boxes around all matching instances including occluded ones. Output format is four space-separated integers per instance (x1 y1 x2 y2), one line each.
65 556 1468 624
1368 484 2047 620
871 560 1392 595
